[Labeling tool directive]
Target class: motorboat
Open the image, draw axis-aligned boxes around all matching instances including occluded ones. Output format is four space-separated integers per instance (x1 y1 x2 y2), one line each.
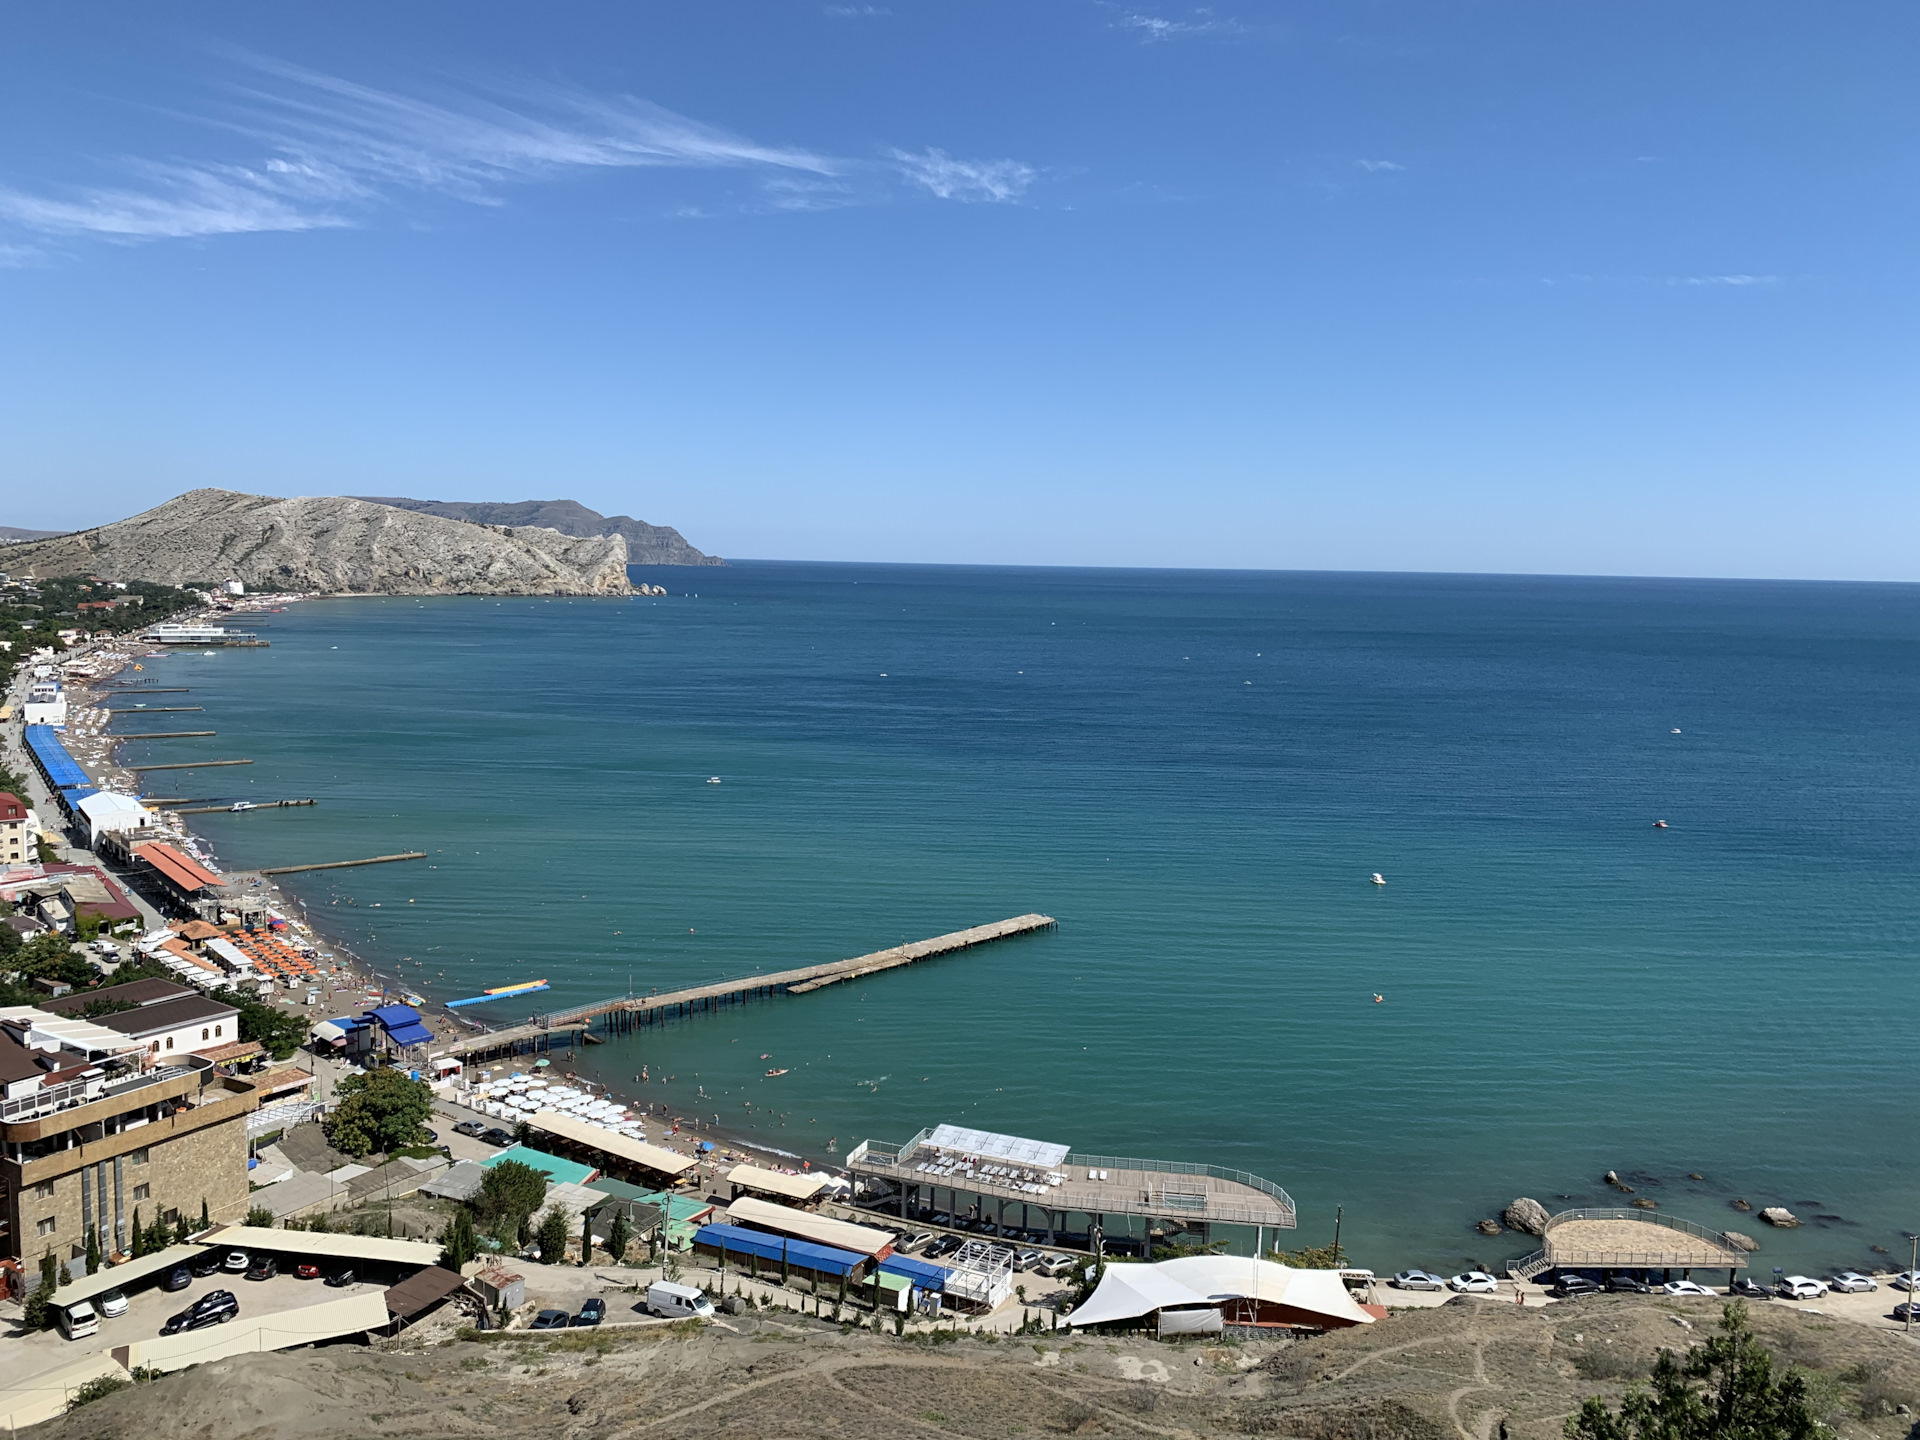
1370 873 1386 885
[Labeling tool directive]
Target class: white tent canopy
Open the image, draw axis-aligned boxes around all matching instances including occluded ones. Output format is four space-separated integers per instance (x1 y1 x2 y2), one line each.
925 1124 1070 1168
1069 1257 1375 1330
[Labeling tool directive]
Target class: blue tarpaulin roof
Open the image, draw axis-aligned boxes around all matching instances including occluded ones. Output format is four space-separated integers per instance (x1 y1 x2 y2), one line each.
694 1223 867 1277
364 1004 422 1029
26 726 89 789
324 1016 368 1031
384 1022 435 1048
60 787 100 809
878 1254 956 1290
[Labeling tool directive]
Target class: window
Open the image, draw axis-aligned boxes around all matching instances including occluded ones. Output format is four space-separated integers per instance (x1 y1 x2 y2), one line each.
149 1041 159 1054
165 1037 174 1051
129 1148 149 1165
37 1216 56 1236
131 1184 150 1202
202 1028 210 1041
214 1024 222 1037
32 1180 55 1200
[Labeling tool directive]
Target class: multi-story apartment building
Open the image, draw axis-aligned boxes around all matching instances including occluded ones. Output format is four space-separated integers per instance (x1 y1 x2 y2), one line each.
0 791 27 866
0 1004 257 1267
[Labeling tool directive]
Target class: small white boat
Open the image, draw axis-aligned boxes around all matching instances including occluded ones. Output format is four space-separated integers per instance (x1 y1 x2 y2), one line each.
1370 873 1386 885
707 776 722 784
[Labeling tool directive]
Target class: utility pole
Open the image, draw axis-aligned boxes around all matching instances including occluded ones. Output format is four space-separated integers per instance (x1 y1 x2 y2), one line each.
1909 1235 1916 1335
1333 1205 1343 1264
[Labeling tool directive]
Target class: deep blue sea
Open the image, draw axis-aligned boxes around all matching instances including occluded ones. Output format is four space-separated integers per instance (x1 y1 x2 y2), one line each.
119 563 1920 1273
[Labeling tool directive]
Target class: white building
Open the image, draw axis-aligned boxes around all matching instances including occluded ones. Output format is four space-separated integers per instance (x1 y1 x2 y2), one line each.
221 579 245 596
75 792 151 849
0 792 27 866
22 680 65 728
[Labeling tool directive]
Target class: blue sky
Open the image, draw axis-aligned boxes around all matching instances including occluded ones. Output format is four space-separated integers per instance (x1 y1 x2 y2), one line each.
2 2 1913 578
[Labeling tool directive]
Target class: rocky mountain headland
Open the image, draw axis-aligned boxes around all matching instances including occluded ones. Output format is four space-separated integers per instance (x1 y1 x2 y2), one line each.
0 488 635 597
353 495 721 566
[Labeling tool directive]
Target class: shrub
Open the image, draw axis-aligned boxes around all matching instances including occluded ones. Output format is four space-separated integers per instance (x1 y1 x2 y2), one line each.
67 1375 130 1411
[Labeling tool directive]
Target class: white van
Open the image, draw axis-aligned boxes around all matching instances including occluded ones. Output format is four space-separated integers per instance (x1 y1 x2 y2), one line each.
646 1281 714 1320
57 1301 100 1341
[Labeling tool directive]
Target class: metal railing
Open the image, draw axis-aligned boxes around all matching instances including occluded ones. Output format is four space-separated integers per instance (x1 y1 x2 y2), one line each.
0 1063 193 1124
1544 1207 1742 1249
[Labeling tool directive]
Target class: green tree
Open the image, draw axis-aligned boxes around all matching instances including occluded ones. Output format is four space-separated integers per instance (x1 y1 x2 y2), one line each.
534 1206 571 1265
173 1212 190 1245
1567 1304 1818 1440
84 1224 101 1276
22 1259 57 1330
12 933 92 986
130 1207 145 1259
472 1158 549 1246
605 1211 633 1266
440 1207 478 1272
324 1068 433 1157
199 1197 210 1231
212 987 308 1060
245 1205 275 1227
1269 1240 1348 1269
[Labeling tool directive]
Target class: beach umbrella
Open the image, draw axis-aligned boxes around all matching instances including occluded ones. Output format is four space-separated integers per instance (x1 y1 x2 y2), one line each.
533 1058 550 1068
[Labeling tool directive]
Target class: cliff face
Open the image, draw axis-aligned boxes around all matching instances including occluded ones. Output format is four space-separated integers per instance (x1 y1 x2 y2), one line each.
1 489 632 596
353 496 722 565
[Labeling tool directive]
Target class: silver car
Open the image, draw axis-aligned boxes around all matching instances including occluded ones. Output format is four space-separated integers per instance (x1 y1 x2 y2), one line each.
1448 1271 1500 1294
1830 1271 1877 1293
1393 1269 1445 1291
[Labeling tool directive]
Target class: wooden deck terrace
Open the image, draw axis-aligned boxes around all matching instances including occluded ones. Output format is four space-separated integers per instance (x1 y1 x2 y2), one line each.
1509 1208 1750 1280
848 1136 1296 1234
438 914 1055 1061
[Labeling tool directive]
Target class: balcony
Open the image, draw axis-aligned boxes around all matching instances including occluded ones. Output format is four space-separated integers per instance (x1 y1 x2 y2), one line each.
0 1064 202 1143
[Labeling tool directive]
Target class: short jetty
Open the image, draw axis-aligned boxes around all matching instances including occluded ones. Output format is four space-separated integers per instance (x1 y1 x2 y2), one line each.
259 851 425 875
442 913 1055 1061
104 687 191 694
115 730 216 740
126 759 253 772
170 798 317 816
106 706 204 713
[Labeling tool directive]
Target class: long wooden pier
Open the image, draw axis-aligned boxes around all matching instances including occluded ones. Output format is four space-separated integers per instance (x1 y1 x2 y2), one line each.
260 851 424 875
106 706 204 713
439 913 1055 1061
126 759 252 772
115 730 216 739
171 798 316 816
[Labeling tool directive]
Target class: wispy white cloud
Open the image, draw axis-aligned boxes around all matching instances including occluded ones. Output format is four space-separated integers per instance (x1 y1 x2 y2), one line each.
890 148 1035 203
824 3 891 14
1355 158 1403 173
0 56 839 242
1676 274 1778 287
1114 8 1244 41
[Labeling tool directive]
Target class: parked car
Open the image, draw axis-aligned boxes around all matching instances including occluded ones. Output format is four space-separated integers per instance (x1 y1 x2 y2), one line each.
162 1266 193 1292
1830 1272 1878 1294
245 1257 278 1282
295 1263 323 1280
1035 1254 1077 1278
96 1288 129 1318
481 1128 516 1147
1777 1276 1828 1299
1393 1269 1447 1292
222 1250 250 1273
1606 1274 1655 1293
1890 1271 1920 1293
1730 1277 1771 1298
191 1252 223 1278
453 1120 488 1138
1448 1272 1499 1294
57 1301 100 1341
1892 1302 1920 1323
573 1298 606 1327
926 1236 964 1259
1552 1275 1603 1297
422 1127 438 1143
162 1291 237 1334
900 1232 934 1253
1014 1249 1045 1271
324 1268 356 1288
530 1309 572 1330
1662 1280 1716 1297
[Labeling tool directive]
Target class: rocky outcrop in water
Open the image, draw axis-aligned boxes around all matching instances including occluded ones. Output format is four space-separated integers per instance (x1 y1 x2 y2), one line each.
1 489 632 596
1503 1198 1550 1236
1759 1207 1801 1227
354 495 720 565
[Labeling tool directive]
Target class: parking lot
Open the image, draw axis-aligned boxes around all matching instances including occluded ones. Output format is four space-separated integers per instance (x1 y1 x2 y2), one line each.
7 1260 384 1392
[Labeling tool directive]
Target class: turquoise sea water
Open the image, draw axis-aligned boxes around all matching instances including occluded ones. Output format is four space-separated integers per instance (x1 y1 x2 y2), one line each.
119 564 1920 1273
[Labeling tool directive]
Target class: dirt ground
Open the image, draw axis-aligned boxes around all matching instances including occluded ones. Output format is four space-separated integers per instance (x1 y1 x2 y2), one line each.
35 1295 1920 1440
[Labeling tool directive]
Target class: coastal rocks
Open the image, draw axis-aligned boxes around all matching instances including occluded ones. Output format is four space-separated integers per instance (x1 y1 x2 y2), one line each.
1759 1207 1801 1228
2 488 636 597
1631 1198 1659 1210
1722 1231 1759 1253
1603 1171 1619 1185
1503 1198 1551 1236
1730 1199 1752 1212
1687 1173 1706 1181
1476 1219 1504 1236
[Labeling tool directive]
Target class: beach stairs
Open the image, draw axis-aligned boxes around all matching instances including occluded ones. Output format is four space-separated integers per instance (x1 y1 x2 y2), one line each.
1507 1251 1552 1282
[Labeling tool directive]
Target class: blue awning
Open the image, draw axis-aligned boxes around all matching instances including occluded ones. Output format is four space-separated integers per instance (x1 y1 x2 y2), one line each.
693 1223 867 1277
364 1004 422 1029
384 1022 435 1048
26 726 89 790
878 1254 955 1290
